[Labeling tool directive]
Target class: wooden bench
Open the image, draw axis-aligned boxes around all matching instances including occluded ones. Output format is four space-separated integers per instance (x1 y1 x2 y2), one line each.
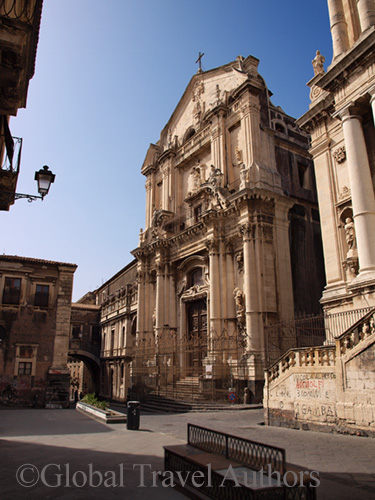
163 424 317 499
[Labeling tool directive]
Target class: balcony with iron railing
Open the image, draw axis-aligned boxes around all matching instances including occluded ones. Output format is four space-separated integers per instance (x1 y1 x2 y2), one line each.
0 134 22 210
0 0 42 24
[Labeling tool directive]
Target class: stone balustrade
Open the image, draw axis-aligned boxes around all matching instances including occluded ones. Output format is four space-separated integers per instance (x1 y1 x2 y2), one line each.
338 309 375 355
267 345 336 384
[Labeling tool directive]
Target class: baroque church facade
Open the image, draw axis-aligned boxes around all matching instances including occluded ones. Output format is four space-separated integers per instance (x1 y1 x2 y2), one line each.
265 0 375 435
98 55 325 403
298 0 375 321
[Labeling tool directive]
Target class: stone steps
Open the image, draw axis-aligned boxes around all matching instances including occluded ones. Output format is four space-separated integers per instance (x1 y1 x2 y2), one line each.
124 393 261 414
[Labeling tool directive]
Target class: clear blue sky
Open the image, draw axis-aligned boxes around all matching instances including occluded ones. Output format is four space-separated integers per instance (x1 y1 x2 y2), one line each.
1 0 333 301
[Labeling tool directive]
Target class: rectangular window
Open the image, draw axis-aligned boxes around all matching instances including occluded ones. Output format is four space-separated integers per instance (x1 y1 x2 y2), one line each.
35 284 49 307
18 362 32 375
3 277 21 305
194 204 202 222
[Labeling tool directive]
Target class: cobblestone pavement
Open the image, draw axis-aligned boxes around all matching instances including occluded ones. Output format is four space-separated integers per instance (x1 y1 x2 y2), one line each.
1 407 375 500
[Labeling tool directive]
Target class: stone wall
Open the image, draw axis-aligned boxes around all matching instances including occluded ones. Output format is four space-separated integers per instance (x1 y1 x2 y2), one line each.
0 255 76 408
264 309 375 436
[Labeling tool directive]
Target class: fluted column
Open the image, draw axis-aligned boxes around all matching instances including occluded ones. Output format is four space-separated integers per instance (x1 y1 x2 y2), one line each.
239 223 261 352
340 106 375 276
357 0 375 32
327 0 350 58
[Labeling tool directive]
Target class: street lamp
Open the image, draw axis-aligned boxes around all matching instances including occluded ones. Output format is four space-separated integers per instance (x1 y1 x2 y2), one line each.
0 165 56 204
34 165 55 199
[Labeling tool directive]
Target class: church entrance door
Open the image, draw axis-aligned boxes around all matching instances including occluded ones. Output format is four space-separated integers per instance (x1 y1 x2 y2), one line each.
186 299 207 375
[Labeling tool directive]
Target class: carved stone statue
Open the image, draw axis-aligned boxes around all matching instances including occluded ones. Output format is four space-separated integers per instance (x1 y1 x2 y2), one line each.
207 165 223 188
235 147 242 164
239 166 249 190
345 217 357 253
312 50 325 76
233 287 245 318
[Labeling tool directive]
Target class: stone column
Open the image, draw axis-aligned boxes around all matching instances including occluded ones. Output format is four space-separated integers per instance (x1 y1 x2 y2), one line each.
327 0 350 58
274 199 294 319
241 99 262 169
340 106 375 276
207 239 221 337
155 259 165 338
357 0 375 32
167 264 177 330
225 241 236 320
239 223 261 351
135 261 146 337
145 178 152 229
210 117 224 173
369 88 375 124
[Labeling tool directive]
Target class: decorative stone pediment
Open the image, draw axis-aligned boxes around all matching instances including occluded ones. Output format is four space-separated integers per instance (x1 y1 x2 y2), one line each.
150 209 174 239
181 284 208 302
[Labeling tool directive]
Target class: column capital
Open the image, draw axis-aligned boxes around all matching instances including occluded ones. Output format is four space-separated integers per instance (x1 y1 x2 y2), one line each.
238 222 254 242
367 84 375 105
205 238 219 254
333 102 364 121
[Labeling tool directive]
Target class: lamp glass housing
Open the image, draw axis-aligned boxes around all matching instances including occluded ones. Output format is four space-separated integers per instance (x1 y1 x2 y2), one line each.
35 166 55 198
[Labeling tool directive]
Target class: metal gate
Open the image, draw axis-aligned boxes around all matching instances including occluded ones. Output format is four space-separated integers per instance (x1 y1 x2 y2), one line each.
264 315 326 367
130 328 249 402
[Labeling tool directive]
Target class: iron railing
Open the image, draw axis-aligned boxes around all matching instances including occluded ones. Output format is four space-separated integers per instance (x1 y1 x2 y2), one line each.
324 306 373 343
0 135 22 173
188 424 286 475
165 426 317 499
0 0 41 24
265 307 374 366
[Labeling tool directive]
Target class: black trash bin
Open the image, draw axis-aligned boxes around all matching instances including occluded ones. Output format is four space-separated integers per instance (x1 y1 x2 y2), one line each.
127 401 140 430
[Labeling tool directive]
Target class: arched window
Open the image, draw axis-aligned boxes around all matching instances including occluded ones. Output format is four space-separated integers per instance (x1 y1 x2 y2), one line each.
184 127 196 142
274 122 286 134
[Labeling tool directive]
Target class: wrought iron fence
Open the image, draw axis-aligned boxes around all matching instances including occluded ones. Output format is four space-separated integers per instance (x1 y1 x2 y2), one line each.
130 328 249 403
264 307 374 366
264 315 325 367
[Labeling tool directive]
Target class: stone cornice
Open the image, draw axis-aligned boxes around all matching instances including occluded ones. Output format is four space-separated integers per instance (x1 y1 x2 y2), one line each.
231 78 264 100
204 103 228 122
158 148 176 164
297 94 335 130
